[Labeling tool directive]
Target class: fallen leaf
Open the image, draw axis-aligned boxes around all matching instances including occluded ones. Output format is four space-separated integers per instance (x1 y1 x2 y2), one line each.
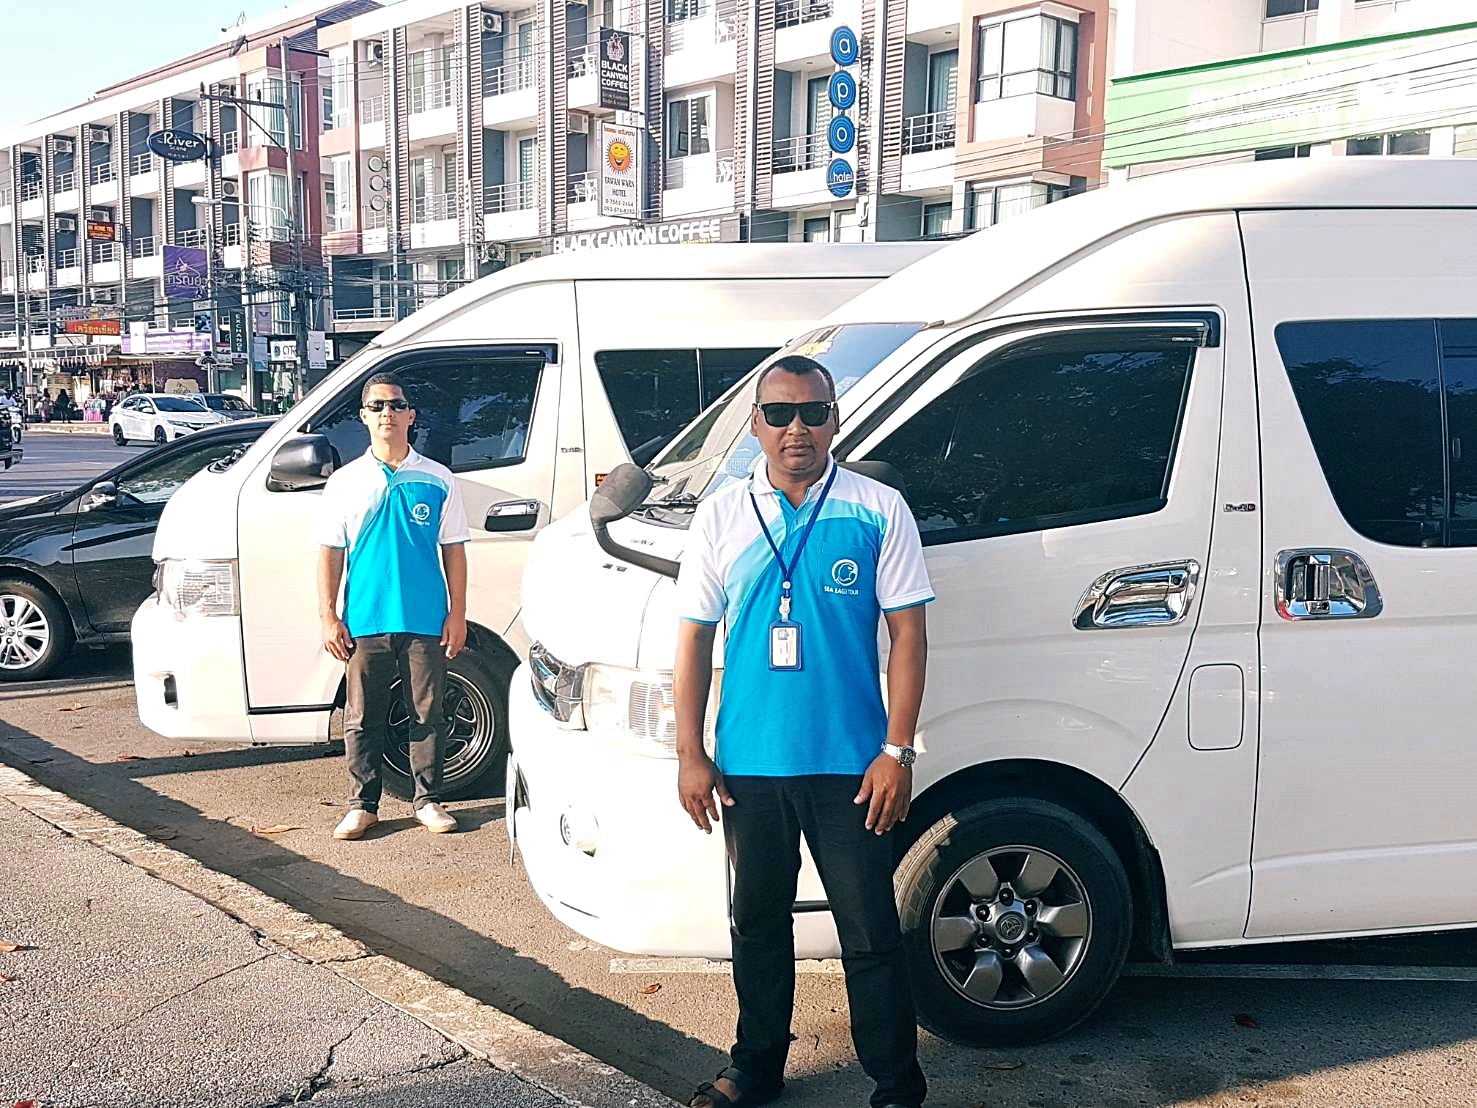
114 754 145 762
640 983 662 995
59 703 88 712
984 1060 1022 1071
15 1099 38 1108
0 942 33 953
1234 1013 1259 1029
0 973 14 982
318 799 337 807
252 824 298 835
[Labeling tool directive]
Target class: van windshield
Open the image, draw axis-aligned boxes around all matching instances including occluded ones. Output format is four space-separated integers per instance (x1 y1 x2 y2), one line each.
647 323 924 501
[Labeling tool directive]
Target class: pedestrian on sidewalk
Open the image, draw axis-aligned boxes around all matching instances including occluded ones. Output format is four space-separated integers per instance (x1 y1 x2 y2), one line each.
317 372 470 840
673 354 934 1108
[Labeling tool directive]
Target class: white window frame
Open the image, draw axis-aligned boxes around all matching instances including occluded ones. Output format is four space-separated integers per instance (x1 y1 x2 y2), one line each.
666 93 713 158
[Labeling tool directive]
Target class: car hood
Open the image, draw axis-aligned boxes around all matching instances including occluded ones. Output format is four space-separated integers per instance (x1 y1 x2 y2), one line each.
0 492 68 522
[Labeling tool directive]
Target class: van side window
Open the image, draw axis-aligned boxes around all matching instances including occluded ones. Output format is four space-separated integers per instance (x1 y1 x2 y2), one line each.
869 331 1194 541
309 353 543 473
596 347 775 458
1277 320 1444 547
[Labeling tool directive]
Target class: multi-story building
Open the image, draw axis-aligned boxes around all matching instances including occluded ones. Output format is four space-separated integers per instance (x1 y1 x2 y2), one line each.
1105 0 1477 177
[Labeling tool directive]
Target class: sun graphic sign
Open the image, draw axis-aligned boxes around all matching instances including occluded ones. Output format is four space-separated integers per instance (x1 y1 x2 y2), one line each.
598 121 641 220
607 137 633 174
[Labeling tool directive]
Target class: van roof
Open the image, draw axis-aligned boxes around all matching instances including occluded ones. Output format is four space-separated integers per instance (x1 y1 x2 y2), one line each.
832 158 1477 329
367 242 943 349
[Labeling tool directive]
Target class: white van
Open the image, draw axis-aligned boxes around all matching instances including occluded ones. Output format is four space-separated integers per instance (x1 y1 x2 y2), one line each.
510 158 1477 1046
130 244 938 798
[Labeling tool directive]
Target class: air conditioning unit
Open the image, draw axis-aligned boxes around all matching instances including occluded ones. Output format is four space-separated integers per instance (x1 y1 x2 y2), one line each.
56 215 77 234
92 287 117 304
567 111 589 134
87 125 111 146
220 179 240 199
481 9 504 35
55 137 75 156
364 39 385 64
89 207 111 223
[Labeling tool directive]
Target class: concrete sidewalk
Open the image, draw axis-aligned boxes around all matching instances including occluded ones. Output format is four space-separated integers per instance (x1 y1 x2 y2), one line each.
20 422 110 434
0 767 677 1108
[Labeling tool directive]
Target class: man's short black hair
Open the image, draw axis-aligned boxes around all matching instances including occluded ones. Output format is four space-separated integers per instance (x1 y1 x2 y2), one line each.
754 354 837 404
361 372 409 407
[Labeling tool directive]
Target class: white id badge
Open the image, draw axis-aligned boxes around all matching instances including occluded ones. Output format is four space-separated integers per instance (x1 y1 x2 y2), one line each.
769 621 802 671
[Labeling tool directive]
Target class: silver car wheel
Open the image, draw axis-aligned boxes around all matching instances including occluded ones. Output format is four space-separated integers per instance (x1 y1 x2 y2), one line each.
384 670 499 790
0 593 51 671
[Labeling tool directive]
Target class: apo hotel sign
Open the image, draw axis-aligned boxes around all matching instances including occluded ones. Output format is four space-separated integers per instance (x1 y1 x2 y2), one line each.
551 215 741 253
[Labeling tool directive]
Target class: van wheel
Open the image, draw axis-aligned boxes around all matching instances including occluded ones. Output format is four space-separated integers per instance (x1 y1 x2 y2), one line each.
113 424 127 446
381 646 511 801
895 797 1132 1046
0 579 74 682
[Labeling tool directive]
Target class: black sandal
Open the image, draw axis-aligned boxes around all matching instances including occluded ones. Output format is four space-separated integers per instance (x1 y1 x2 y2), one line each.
689 1065 784 1108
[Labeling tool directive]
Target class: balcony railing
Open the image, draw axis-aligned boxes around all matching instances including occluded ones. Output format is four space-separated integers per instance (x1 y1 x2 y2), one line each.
131 236 158 258
665 149 735 189
90 241 119 263
485 179 536 213
567 171 597 204
484 59 537 96
53 171 76 193
360 97 385 124
411 80 454 113
224 222 242 246
129 152 154 176
326 211 354 233
903 109 957 154
776 0 832 28
567 32 599 78
55 248 78 269
25 256 47 274
0 260 12 277
334 304 397 321
666 12 738 52
772 132 827 173
177 227 210 248
20 181 42 202
222 130 240 154
363 208 388 230
89 162 115 185
412 191 458 222
0 187 11 205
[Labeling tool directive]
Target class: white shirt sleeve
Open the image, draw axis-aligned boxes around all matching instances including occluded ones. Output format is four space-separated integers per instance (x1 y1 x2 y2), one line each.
439 474 471 545
675 501 726 624
316 473 349 549
876 488 934 611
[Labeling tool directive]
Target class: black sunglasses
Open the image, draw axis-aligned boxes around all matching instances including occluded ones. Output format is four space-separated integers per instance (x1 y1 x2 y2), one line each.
756 401 834 428
363 398 411 413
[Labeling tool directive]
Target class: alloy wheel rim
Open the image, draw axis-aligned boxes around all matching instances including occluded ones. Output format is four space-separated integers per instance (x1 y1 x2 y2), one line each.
0 594 51 671
929 844 1091 1010
383 671 498 788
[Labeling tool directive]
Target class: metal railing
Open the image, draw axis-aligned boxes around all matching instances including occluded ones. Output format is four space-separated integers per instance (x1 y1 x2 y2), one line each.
89 162 115 185
666 12 737 52
411 79 454 113
0 187 10 205
411 191 458 222
177 227 210 248
664 149 735 189
772 132 828 173
222 130 240 153
55 248 78 269
334 304 397 321
567 171 597 204
360 97 386 124
776 0 832 28
0 260 12 277
326 211 354 232
53 170 77 193
25 256 47 274
903 109 957 154
363 208 388 230
223 222 242 246
131 236 158 258
485 179 536 213
20 181 42 202
129 152 154 176
484 58 537 96
90 241 119 263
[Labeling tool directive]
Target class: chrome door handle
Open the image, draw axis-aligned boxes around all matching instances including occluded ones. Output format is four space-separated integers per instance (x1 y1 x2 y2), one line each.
1073 560 1200 630
1275 549 1382 620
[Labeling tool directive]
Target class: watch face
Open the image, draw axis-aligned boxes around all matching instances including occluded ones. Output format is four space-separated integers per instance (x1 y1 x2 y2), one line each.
900 747 917 766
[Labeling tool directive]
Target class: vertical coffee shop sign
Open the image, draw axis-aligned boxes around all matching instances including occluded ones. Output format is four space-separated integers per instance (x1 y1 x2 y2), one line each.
599 121 642 220
826 26 860 199
598 28 631 111
162 244 209 301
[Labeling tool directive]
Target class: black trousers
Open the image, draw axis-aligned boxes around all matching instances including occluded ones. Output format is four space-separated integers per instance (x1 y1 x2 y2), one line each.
343 632 446 811
722 774 927 1108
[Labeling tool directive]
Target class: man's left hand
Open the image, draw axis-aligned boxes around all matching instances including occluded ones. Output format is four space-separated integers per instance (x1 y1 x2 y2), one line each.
855 752 912 835
441 613 467 659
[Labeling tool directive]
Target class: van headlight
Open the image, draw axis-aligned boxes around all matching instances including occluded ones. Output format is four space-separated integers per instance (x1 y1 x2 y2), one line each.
156 558 240 617
580 664 717 760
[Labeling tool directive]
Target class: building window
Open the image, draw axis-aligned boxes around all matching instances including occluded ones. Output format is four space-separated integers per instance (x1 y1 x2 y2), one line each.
247 170 291 241
1254 144 1312 160
666 0 707 19
245 75 303 149
1265 0 1317 16
922 202 954 239
802 216 831 242
666 95 711 158
1347 131 1430 156
324 155 352 231
323 55 352 132
965 180 1069 231
976 14 1076 103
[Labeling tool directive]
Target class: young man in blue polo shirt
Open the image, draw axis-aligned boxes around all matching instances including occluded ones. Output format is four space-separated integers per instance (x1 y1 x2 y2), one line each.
674 355 933 1108
318 373 470 839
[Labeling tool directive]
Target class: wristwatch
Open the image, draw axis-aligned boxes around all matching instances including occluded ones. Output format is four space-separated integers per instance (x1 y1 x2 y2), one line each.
882 743 917 767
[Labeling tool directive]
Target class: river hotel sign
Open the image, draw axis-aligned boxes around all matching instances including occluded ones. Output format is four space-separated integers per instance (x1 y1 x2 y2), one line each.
551 215 741 253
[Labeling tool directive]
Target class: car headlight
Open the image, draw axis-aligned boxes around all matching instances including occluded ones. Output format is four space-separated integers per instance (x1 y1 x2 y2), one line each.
156 558 240 617
167 419 197 428
581 664 717 760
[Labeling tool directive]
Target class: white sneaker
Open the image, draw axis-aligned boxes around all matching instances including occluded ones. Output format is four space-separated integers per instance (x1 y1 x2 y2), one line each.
333 809 378 840
416 802 457 834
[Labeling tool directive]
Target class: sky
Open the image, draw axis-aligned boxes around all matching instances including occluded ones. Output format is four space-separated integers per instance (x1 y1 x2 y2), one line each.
0 0 293 134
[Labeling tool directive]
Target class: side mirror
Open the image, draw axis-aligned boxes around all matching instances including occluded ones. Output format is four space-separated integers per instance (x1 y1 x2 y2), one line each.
267 434 339 492
589 463 653 528
79 480 118 512
484 498 541 532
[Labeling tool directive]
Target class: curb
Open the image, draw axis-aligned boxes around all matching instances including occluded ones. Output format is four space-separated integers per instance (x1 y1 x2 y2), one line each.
0 764 679 1108
21 425 111 435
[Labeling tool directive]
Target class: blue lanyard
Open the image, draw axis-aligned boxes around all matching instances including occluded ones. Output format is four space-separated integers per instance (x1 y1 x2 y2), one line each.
749 465 837 622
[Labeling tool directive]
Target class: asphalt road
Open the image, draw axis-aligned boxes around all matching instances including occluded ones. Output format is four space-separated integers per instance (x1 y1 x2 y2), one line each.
7 438 1477 1106
0 429 148 502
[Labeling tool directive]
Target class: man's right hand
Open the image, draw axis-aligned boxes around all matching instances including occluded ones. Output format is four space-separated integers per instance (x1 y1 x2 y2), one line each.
321 617 352 662
677 753 733 834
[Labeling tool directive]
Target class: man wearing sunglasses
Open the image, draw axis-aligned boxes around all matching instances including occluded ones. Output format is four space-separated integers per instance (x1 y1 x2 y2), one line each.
317 373 470 840
674 355 933 1108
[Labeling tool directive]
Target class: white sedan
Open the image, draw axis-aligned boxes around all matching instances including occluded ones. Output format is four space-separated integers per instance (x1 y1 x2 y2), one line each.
111 394 226 446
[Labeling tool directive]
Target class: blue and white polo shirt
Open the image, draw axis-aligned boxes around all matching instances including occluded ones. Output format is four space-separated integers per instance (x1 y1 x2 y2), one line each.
318 447 470 639
676 456 934 777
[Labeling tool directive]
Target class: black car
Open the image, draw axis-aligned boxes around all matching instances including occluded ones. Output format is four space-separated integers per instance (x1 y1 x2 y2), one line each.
0 419 271 680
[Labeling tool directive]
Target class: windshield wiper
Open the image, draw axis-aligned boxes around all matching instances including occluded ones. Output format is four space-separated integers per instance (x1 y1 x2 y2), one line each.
640 492 701 511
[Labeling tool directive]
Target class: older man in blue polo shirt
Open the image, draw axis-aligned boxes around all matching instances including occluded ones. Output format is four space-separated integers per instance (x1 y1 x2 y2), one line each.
318 372 470 840
674 354 933 1108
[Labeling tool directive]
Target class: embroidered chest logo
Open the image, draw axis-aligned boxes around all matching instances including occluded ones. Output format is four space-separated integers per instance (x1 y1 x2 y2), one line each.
411 502 432 525
825 558 861 597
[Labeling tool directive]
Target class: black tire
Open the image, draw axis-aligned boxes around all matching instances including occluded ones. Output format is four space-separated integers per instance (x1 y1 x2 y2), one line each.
895 797 1132 1047
113 424 127 446
0 578 74 682
153 425 167 446
381 645 511 801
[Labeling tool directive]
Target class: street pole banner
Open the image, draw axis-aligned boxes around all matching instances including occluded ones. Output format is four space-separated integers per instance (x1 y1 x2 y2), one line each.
599 121 642 220
307 330 327 369
598 28 631 111
162 245 209 301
